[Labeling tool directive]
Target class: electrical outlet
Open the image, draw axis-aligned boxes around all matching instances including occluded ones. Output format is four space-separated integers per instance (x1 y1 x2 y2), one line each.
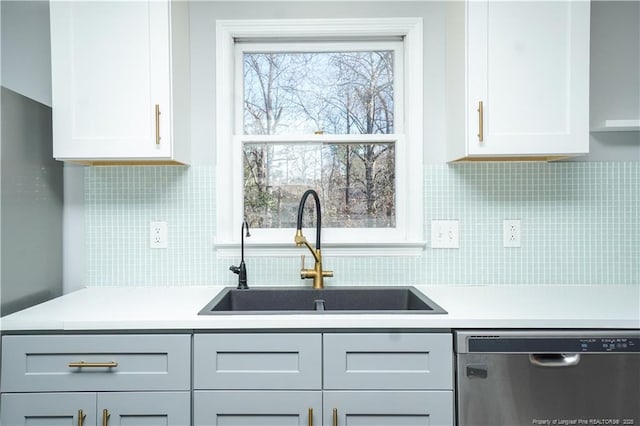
503 219 521 248
431 220 460 249
150 221 168 249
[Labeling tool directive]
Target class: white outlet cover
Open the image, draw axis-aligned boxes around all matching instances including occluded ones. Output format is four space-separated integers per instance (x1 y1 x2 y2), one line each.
431 220 460 249
503 219 521 248
150 221 168 249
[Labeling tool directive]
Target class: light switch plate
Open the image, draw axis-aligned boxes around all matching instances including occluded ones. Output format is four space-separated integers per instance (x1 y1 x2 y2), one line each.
431 220 459 249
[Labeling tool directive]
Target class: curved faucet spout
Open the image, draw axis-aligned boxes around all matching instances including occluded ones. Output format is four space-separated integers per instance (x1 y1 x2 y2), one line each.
294 189 333 289
296 189 322 250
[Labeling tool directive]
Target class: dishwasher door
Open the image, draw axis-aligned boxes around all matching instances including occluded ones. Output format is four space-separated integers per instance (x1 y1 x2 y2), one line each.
456 331 640 426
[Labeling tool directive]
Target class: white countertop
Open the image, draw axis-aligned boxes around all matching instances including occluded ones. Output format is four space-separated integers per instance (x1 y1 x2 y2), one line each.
1 285 639 331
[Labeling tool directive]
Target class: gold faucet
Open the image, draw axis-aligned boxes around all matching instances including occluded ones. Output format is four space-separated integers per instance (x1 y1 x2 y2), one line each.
295 189 333 289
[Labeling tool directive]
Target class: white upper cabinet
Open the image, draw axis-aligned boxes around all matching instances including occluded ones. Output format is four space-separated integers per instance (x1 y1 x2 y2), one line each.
446 0 590 161
50 0 190 164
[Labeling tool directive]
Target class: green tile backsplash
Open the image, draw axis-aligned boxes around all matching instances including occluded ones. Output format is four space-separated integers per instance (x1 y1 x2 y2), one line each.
85 162 639 286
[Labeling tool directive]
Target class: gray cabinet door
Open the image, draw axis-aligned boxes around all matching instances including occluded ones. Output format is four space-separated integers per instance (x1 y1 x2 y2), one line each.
194 333 322 390
1 393 97 426
324 333 453 390
323 391 454 426
194 390 322 426
98 392 190 426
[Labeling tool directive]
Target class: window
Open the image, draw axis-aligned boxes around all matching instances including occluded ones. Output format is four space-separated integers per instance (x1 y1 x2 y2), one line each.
216 18 423 254
241 43 400 230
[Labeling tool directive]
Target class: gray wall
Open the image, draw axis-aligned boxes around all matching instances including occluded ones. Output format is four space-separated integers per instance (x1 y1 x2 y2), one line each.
1 1 62 314
1 87 63 315
586 0 640 161
590 1 639 125
0 1 52 107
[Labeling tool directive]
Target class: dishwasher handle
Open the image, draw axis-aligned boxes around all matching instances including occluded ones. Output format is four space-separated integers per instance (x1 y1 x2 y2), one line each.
529 353 581 367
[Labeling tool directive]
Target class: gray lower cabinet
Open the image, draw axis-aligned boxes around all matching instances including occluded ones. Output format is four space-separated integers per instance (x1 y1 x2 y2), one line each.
194 391 322 426
194 391 454 426
193 333 322 390
2 391 190 426
193 333 323 426
99 391 190 426
323 333 454 426
1 334 190 392
1 392 96 426
0 334 191 426
324 391 454 426
323 333 453 390
2 331 453 425
193 332 454 426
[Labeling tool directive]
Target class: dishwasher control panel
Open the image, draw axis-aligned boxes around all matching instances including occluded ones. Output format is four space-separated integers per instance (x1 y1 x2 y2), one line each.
466 336 640 353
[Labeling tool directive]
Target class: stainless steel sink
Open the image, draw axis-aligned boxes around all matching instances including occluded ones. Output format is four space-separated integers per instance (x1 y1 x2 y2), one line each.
198 286 447 315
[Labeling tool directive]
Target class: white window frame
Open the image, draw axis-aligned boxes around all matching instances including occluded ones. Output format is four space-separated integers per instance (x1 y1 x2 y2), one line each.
215 18 424 256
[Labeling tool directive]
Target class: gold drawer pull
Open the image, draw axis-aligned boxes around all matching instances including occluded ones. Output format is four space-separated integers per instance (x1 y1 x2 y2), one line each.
333 408 338 426
78 409 86 426
102 409 110 426
68 361 118 368
308 408 313 426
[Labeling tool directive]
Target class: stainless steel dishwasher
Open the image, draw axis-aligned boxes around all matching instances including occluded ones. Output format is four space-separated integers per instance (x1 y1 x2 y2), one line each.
455 330 640 426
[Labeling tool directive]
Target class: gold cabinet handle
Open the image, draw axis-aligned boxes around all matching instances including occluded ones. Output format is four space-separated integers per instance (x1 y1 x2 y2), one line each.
68 361 118 368
102 409 110 426
77 409 86 426
333 408 338 426
155 104 161 145
308 408 313 426
477 100 484 142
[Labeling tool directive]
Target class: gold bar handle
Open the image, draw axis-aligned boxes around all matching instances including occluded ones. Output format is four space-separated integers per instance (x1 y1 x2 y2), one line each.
155 104 161 145
308 408 313 426
333 408 338 426
477 101 484 142
102 409 110 426
68 361 118 368
77 409 85 426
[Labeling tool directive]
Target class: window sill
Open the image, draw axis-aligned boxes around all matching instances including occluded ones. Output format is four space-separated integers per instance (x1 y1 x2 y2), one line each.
215 241 427 258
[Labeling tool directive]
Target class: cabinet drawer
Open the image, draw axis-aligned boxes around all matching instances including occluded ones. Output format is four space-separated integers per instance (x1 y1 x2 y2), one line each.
193 333 322 390
1 334 191 392
323 333 453 390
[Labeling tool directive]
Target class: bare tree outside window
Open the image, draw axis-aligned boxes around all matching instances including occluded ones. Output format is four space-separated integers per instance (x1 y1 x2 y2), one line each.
242 50 396 228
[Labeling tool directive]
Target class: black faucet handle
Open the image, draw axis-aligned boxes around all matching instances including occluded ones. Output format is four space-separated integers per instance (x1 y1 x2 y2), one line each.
230 262 249 290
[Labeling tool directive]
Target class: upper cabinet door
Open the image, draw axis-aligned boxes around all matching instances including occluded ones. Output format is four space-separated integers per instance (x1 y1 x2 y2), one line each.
50 0 190 164
447 0 590 161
